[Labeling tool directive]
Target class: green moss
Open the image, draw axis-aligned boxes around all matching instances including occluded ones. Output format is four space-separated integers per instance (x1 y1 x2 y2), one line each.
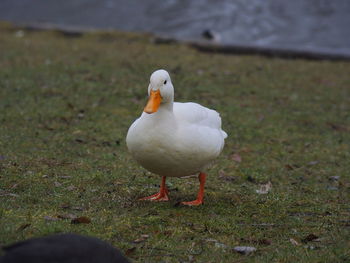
0 22 349 262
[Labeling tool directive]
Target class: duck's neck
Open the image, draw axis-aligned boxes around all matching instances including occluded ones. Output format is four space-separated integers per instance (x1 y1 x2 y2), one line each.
143 101 175 130
149 101 174 122
160 101 173 112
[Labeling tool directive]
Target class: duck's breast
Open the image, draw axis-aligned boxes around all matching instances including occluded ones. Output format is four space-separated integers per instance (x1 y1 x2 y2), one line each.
126 103 227 177
126 111 186 176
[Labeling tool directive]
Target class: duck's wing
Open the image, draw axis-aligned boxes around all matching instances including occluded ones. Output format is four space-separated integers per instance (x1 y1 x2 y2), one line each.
173 102 227 138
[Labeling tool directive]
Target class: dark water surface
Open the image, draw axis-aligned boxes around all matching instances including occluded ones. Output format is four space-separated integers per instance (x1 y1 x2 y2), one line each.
1 0 349 59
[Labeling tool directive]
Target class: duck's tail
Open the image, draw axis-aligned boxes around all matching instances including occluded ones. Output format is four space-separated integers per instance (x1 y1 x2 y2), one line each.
222 130 228 139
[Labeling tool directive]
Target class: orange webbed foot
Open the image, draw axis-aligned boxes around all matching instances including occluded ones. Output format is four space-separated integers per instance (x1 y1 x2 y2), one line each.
139 176 169 202
139 190 169 202
181 172 206 206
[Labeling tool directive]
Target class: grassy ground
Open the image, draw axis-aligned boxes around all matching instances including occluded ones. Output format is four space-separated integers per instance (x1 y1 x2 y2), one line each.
0 22 349 262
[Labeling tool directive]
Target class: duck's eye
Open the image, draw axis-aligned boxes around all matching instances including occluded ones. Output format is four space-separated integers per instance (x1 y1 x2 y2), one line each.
163 80 167 85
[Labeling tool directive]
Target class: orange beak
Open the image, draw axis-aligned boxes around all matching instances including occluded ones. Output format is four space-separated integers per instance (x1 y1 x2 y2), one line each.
144 89 162 114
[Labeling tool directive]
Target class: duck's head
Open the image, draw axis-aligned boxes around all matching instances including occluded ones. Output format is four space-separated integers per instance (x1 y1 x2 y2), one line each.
144 69 174 114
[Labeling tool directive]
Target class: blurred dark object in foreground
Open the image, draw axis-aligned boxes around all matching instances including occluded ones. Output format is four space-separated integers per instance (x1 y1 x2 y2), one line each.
0 233 130 263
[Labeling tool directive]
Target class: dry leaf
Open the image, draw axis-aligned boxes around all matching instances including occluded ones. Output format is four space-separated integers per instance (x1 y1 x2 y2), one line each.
285 164 301 170
240 147 251 153
285 164 295 170
133 234 150 243
302 234 319 243
290 238 299 246
71 216 91 224
257 239 272 245
75 138 85 143
327 122 349 132
231 153 242 163
125 247 136 256
256 181 272 194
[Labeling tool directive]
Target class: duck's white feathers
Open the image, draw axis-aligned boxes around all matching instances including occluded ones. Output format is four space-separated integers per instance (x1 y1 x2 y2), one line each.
126 101 227 177
173 102 227 138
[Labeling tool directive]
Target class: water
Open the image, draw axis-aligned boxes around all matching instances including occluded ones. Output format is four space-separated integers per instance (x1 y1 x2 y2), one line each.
1 0 349 59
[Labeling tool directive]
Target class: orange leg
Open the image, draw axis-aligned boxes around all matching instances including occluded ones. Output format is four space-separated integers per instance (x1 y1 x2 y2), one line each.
181 172 206 206
139 176 169 201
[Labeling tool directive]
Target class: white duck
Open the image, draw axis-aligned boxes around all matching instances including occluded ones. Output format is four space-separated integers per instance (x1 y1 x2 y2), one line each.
126 69 227 205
